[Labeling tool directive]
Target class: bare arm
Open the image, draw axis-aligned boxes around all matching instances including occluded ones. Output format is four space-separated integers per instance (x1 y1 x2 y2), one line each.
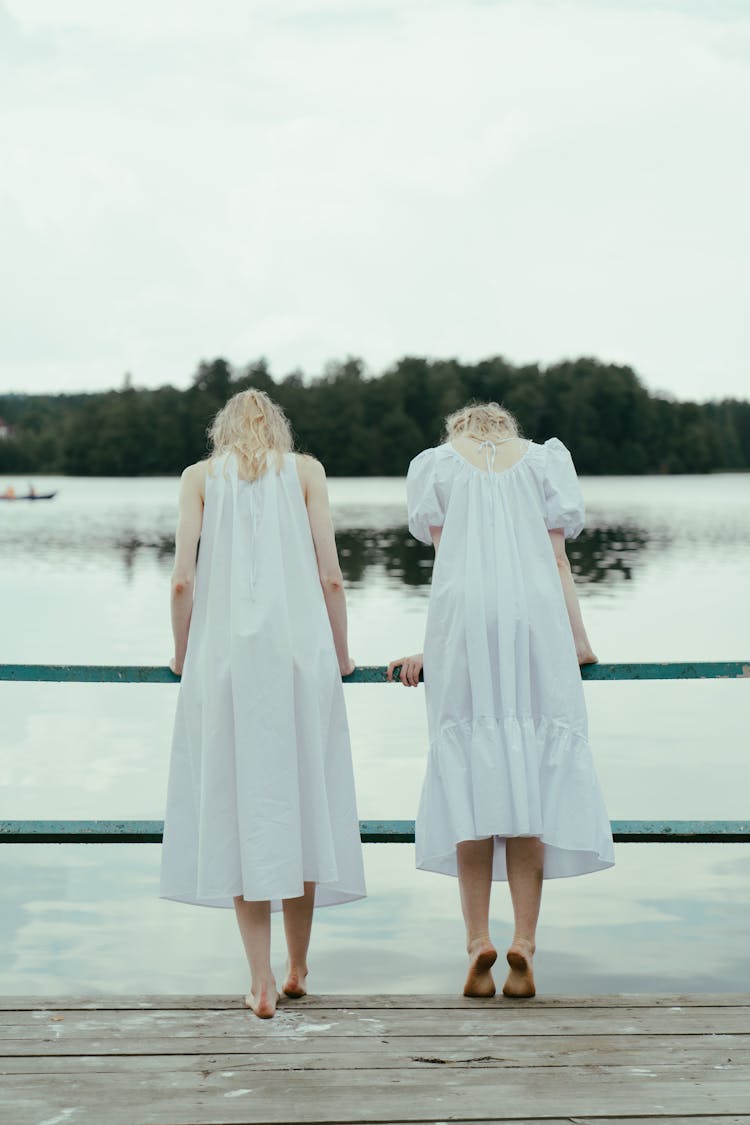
548 529 597 665
170 464 205 675
298 457 354 676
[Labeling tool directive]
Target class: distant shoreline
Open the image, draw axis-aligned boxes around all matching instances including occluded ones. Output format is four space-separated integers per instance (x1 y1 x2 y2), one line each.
2 353 749 477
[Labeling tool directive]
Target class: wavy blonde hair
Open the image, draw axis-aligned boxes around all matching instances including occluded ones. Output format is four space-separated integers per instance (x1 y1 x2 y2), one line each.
207 389 294 480
444 400 520 443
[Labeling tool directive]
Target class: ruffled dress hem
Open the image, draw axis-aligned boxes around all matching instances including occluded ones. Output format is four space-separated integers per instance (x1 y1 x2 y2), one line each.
416 835 614 882
415 714 615 880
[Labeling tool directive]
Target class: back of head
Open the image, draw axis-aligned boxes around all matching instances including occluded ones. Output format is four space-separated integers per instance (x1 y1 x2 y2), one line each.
444 401 520 443
208 389 294 480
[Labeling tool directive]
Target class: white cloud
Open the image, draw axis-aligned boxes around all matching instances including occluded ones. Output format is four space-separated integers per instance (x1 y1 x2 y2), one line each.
1 0 749 397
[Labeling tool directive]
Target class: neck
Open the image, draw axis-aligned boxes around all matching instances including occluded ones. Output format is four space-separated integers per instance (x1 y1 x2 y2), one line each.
466 431 513 445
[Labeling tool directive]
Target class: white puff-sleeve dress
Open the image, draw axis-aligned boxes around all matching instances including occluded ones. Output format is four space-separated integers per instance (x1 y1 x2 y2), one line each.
407 438 614 880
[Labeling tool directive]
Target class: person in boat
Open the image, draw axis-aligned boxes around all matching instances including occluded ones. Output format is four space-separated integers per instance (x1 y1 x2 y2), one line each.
2 485 16 499
27 483 36 498
388 402 614 1001
160 389 366 1018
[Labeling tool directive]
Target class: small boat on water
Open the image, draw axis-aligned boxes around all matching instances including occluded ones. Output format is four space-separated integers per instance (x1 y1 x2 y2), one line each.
0 492 57 501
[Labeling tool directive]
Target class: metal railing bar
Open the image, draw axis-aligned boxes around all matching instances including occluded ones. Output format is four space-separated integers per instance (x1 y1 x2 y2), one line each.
0 820 748 844
1 661 749 683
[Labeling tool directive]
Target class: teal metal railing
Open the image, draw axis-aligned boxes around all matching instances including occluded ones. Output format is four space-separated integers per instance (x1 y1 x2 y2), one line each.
2 661 748 684
1 819 747 843
1 662 748 845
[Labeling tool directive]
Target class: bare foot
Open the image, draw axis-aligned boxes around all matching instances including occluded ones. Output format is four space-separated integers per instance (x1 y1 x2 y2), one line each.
463 939 498 998
244 983 278 1019
577 646 598 666
502 939 536 998
282 966 308 999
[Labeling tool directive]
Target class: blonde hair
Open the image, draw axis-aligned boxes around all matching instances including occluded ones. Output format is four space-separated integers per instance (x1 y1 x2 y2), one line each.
444 401 520 443
207 389 294 480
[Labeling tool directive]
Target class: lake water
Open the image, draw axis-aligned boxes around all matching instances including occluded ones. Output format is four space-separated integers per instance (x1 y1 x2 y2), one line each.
0 472 748 996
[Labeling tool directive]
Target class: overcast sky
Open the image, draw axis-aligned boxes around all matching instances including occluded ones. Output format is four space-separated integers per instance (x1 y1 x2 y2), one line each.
1 0 749 401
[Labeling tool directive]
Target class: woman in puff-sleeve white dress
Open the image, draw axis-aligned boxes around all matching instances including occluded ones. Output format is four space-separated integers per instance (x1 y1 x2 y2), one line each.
390 403 614 1000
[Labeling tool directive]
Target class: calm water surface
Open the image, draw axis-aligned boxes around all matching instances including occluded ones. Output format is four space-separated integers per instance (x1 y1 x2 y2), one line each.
0 472 748 995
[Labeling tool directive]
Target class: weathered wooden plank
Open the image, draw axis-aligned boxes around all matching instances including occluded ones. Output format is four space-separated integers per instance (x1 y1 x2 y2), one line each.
2 818 749 843
2 1063 748 1125
1 1033 745 1066
3 997 748 1124
570 1120 750 1125
287 1120 750 1125
1 992 747 1010
569 1120 750 1125
320 1120 750 1125
2 1005 748 1037
379 1120 750 1125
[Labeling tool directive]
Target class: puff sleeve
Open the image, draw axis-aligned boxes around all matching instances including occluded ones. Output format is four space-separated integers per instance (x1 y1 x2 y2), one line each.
406 449 444 545
542 438 585 539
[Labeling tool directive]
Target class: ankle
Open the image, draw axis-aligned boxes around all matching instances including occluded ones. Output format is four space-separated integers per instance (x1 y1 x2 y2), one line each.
251 975 276 994
466 932 493 954
511 935 536 955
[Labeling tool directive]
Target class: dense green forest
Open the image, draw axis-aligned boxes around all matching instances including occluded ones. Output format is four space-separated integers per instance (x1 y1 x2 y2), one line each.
1 355 749 476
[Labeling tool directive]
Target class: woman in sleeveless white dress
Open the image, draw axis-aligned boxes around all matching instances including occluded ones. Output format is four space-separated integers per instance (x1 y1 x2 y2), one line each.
160 390 365 1017
389 402 613 1000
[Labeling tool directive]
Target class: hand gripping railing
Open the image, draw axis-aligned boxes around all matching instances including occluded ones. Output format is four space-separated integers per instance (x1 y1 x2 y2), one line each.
1 662 748 845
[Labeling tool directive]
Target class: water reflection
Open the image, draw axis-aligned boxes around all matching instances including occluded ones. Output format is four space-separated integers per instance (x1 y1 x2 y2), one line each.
337 524 656 587
2 475 747 594
339 530 430 587
117 533 174 579
111 523 655 589
567 524 652 585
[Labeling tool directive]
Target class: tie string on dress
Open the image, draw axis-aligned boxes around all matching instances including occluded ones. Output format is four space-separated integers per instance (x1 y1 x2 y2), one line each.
475 433 513 473
478 440 497 472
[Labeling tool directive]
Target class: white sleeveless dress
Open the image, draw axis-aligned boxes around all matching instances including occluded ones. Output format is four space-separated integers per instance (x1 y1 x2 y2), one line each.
160 452 366 911
407 438 615 881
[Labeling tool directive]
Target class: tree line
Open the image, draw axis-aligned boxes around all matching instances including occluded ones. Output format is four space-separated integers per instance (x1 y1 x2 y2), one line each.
1 355 749 476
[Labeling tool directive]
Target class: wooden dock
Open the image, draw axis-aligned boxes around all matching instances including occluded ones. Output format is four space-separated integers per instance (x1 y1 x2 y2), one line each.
2 994 749 1124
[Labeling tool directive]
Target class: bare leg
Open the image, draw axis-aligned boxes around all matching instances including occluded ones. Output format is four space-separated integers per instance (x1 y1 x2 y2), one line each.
233 896 278 1018
503 837 544 998
456 838 498 997
281 881 316 998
